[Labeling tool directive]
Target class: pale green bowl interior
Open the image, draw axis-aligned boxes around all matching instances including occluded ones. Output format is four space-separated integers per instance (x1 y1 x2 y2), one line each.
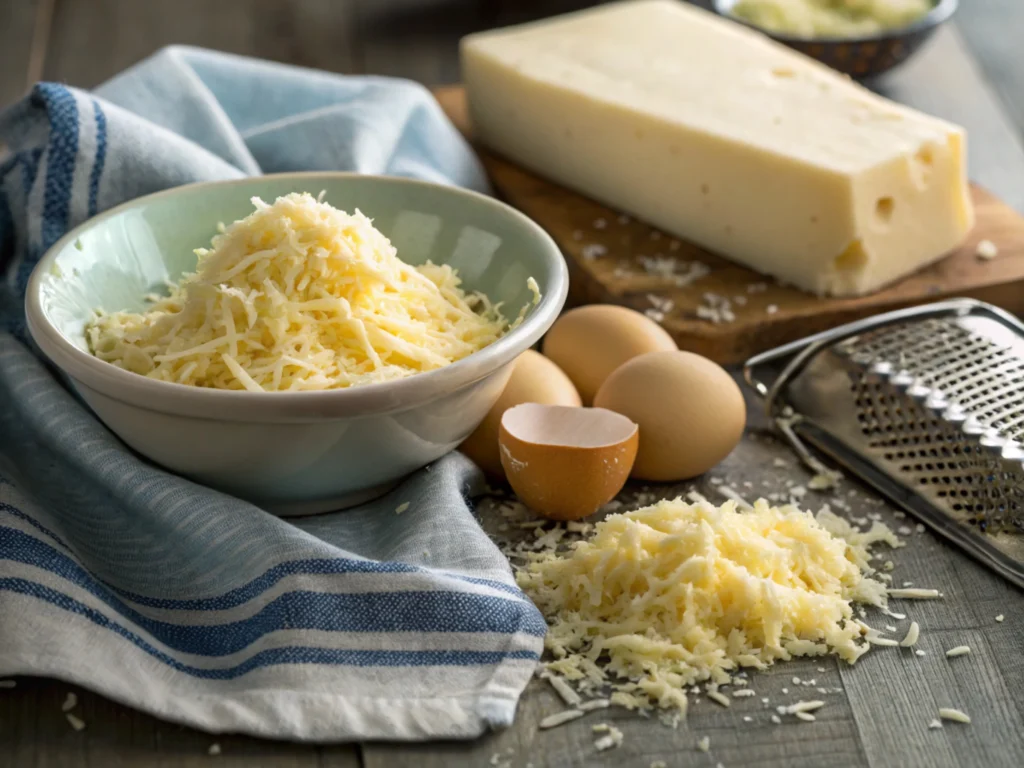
38 175 557 351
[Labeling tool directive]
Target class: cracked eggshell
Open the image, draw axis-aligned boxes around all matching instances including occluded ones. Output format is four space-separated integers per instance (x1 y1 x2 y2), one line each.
498 403 638 521
594 350 745 481
542 305 677 404
460 349 582 476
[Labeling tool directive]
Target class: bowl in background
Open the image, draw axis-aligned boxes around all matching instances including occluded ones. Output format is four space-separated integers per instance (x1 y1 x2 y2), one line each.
26 173 568 515
713 0 958 80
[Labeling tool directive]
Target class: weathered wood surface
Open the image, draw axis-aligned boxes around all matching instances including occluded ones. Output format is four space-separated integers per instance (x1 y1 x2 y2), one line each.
1 2 1024 767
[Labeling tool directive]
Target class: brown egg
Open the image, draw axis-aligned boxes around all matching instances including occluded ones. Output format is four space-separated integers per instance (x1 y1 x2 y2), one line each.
460 349 582 476
593 350 745 482
542 305 677 404
499 403 638 521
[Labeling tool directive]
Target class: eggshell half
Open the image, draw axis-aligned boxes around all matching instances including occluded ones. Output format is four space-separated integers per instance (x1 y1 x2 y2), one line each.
499 403 639 521
460 350 582 476
593 350 745 481
542 305 677 404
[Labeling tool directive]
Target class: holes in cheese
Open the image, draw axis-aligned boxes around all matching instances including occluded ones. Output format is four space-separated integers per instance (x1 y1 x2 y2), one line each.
462 0 974 297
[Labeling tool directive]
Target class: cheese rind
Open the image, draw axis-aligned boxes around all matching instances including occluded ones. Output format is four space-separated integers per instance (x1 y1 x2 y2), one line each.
461 0 974 297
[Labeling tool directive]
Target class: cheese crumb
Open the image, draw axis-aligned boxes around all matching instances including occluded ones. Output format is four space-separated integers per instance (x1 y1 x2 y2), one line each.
708 691 731 708
208 743 222 756
539 709 585 729
975 239 999 260
899 621 920 647
996 614 1005 622
939 708 971 724
887 588 940 600
593 724 624 751
945 646 971 658
547 674 582 707
394 502 410 515
697 736 711 752
61 692 77 712
87 193 525 391
928 719 943 730
0 680 15 689
66 713 86 731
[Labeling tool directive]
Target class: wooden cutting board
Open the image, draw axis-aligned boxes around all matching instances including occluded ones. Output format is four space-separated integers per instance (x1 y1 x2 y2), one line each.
434 86 1024 364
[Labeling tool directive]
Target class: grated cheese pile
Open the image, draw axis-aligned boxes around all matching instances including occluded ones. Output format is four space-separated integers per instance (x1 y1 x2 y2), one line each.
87 193 534 391
517 497 898 715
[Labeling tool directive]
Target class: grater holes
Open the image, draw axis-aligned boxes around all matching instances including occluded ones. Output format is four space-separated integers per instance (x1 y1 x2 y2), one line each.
850 364 1024 535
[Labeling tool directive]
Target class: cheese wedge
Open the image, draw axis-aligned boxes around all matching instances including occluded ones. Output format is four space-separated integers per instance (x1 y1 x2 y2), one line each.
461 0 974 297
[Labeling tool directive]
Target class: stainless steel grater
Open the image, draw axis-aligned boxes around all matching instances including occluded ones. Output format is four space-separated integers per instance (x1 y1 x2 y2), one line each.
744 298 1024 589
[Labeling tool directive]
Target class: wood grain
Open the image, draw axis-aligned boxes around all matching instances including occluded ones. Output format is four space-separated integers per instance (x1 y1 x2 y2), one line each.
4 1 1024 766
42 0 361 89
434 86 1024 365
0 677 362 768
365 412 1024 768
0 0 41 110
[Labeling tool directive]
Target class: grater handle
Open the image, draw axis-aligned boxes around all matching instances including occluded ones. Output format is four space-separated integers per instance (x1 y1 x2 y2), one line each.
743 297 985 414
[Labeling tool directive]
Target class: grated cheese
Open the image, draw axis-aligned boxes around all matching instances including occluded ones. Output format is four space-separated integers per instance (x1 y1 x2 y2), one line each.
87 193 532 391
939 708 971 724
518 497 897 716
539 709 585 729
899 621 920 647
593 724 624 751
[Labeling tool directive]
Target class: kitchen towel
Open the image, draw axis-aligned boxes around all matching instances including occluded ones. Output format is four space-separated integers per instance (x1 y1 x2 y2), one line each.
0 46 544 742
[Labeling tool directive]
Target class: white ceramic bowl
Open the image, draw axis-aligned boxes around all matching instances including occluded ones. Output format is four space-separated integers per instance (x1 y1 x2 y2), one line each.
26 173 568 515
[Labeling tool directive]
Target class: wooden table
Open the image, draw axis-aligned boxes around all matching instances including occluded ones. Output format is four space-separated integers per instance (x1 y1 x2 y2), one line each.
2 2 1023 766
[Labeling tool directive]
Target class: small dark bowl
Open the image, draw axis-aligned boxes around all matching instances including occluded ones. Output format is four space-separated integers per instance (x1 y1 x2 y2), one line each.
712 0 958 80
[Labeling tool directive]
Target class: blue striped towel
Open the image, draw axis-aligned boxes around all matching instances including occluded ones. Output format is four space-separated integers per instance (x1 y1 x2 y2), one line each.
0 47 544 741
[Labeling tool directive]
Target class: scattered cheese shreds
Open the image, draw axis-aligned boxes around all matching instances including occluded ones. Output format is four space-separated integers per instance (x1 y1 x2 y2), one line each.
62 692 77 712
539 709 585 729
976 239 999 260
887 588 940 600
547 674 582 707
707 691 731 708
208 743 222 756
899 622 920 648
697 736 711 752
593 724 624 751
518 497 898 716
945 646 971 658
87 193 529 391
66 713 86 731
939 708 971 724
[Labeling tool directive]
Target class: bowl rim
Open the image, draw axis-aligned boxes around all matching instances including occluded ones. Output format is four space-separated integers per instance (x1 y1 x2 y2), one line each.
25 171 569 423
712 0 958 45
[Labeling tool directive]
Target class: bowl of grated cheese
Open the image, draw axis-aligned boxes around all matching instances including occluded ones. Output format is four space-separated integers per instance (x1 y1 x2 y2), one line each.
26 173 568 514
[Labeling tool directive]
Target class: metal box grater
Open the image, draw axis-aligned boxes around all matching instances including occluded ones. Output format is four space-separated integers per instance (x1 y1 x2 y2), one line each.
744 298 1024 589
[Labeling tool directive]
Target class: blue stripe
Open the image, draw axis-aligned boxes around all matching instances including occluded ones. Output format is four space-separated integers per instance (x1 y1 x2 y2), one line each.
0 503 524 603
33 84 79 252
0 502 74 553
1 527 547 655
88 100 107 217
0 578 540 680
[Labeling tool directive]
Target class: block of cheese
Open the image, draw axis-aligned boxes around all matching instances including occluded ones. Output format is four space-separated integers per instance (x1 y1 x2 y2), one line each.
460 0 974 297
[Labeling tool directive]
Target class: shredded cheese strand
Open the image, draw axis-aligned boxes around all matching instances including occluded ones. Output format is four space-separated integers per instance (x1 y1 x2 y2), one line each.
87 193 530 391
